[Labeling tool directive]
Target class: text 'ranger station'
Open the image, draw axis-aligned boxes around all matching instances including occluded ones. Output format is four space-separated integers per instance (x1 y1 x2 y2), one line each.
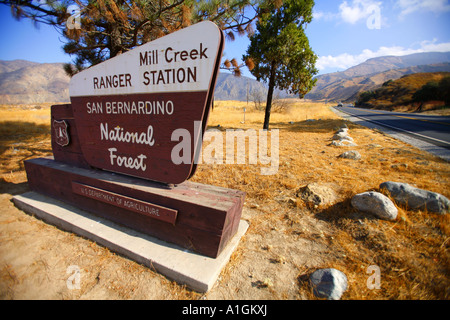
92 43 209 90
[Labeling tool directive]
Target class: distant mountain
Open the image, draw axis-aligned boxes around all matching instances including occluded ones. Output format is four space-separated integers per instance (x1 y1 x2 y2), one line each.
213 72 293 101
306 52 450 102
214 72 266 101
0 59 40 74
0 60 70 104
0 59 289 104
3 52 448 105
341 52 450 78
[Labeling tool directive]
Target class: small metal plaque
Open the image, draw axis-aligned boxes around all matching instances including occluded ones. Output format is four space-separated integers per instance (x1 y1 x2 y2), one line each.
72 181 177 224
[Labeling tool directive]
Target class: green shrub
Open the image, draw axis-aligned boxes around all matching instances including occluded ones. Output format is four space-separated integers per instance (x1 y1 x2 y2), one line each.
413 77 450 104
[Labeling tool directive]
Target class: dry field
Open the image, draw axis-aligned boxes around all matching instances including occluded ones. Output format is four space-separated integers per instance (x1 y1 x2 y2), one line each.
0 100 449 300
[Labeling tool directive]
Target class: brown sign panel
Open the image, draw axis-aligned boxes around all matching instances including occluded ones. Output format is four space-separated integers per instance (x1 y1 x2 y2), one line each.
69 22 224 184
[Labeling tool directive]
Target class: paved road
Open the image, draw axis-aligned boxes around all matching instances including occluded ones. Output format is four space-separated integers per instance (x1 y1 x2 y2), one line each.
337 106 450 149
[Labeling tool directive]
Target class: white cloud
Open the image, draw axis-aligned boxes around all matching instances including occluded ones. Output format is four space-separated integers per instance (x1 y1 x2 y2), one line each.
340 1 365 24
396 0 450 17
313 0 382 24
317 40 450 71
419 39 450 52
313 10 338 21
339 0 382 24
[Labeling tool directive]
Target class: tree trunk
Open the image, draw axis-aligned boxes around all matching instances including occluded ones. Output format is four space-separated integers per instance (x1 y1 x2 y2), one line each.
263 61 277 130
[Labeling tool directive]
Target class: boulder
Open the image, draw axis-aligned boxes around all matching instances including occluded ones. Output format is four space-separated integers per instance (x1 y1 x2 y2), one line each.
332 132 354 142
338 150 361 160
330 140 358 147
380 181 449 214
351 191 398 220
296 183 338 207
336 128 349 134
309 268 348 300
391 163 408 169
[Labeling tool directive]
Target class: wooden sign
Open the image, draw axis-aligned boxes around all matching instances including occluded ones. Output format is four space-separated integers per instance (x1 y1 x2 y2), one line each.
69 21 224 184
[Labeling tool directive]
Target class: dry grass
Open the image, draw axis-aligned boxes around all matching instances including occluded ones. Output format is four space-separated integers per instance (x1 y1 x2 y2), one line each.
211 99 335 128
0 100 449 299
194 99 450 299
0 105 55 175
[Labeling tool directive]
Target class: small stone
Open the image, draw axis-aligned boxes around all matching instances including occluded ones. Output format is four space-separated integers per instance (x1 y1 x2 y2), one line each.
262 278 273 287
296 183 338 207
351 191 398 220
391 163 408 169
287 198 298 206
338 150 361 160
336 128 349 134
309 268 348 300
330 140 358 147
332 132 354 141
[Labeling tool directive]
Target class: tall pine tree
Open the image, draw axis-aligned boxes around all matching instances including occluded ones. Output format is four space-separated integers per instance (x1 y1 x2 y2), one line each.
243 0 318 129
1 0 276 75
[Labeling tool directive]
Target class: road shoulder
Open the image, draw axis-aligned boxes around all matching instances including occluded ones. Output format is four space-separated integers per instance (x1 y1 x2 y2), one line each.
331 107 450 162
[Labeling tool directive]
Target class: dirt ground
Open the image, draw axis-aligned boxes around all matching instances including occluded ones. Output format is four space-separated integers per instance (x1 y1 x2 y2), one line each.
0 102 449 300
0 172 332 300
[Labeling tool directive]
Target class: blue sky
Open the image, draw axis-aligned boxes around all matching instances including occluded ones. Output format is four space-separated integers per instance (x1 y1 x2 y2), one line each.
1 0 450 78
308 0 450 74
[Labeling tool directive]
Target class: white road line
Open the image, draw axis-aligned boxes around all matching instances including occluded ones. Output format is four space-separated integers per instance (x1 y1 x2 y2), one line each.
338 108 450 147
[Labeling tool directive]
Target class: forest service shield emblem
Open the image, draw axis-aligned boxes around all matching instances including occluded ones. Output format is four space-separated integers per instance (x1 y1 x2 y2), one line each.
53 120 70 147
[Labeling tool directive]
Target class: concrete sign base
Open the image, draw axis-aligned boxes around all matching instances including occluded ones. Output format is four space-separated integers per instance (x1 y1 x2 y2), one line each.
13 191 249 293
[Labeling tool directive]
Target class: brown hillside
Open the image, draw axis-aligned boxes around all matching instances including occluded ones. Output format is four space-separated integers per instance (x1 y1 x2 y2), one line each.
355 72 450 112
0 62 70 104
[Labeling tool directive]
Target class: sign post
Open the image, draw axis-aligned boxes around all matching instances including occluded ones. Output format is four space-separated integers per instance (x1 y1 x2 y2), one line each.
22 22 246 261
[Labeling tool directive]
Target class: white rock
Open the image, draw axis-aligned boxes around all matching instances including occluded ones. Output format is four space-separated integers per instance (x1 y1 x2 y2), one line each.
351 191 398 220
330 140 358 147
310 268 348 300
380 181 449 214
332 132 354 141
338 150 361 160
336 128 349 134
